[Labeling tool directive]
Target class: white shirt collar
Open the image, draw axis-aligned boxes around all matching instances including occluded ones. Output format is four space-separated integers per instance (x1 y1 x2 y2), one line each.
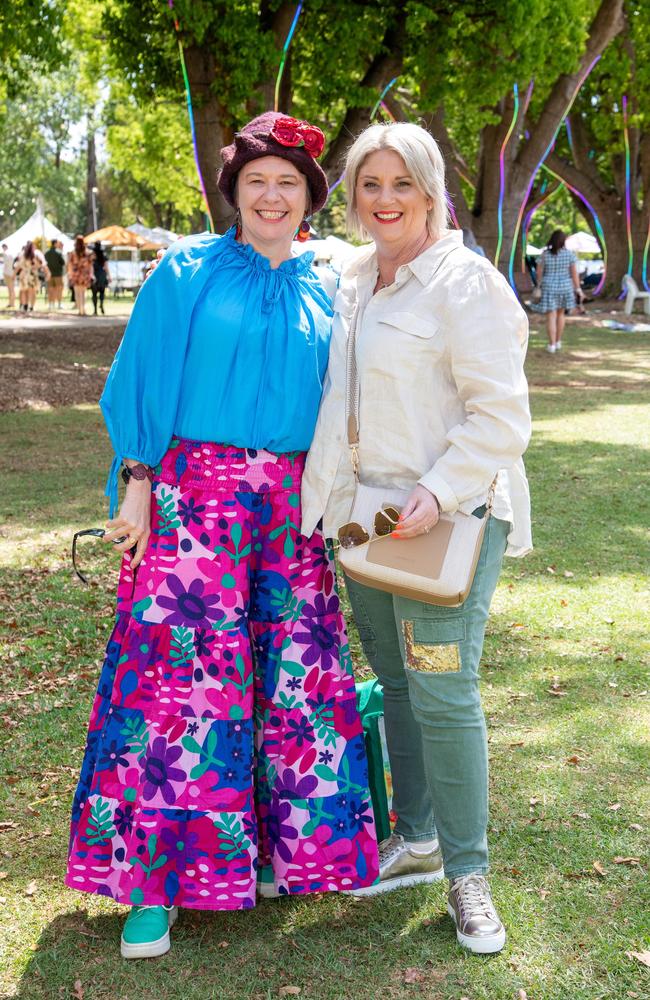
344 229 464 286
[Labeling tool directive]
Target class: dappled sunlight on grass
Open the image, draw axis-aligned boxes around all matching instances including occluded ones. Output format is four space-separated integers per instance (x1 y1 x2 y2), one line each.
0 322 648 998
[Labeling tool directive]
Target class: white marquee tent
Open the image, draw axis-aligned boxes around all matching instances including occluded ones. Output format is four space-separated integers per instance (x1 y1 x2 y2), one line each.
1 203 74 257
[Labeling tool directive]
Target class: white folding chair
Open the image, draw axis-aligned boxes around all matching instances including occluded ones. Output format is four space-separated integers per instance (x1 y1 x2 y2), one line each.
622 274 650 315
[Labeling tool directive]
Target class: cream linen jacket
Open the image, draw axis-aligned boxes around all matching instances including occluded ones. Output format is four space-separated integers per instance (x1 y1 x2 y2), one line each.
300 229 532 557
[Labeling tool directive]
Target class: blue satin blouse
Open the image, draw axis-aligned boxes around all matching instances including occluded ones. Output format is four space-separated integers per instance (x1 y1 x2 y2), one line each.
100 228 334 515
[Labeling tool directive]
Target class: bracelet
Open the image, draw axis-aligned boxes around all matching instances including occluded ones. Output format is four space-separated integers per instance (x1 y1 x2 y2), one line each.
121 462 153 485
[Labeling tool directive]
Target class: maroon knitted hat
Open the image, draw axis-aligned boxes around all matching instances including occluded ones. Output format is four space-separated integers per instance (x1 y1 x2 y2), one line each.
218 111 329 214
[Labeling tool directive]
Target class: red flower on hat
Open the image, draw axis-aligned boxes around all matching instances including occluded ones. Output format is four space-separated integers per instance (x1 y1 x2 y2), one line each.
300 125 325 158
271 116 325 158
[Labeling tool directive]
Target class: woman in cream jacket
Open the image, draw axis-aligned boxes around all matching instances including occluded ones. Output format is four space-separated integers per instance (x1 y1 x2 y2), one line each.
301 122 531 955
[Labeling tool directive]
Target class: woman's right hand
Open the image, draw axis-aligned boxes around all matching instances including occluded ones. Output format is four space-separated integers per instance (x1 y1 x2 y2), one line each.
103 481 152 569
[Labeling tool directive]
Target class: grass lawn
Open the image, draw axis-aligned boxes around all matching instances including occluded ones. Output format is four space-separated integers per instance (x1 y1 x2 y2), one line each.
0 318 648 1000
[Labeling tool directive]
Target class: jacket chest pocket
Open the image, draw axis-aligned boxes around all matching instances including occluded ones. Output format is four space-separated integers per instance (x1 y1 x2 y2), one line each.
370 310 443 372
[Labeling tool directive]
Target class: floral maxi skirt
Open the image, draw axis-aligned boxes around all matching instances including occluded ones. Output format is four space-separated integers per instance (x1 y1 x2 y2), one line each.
66 440 379 910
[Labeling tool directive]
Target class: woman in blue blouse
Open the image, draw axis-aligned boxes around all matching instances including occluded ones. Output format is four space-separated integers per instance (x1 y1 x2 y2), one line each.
65 112 379 959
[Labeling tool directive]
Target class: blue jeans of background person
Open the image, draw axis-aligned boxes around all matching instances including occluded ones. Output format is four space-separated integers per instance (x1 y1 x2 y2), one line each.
344 513 510 880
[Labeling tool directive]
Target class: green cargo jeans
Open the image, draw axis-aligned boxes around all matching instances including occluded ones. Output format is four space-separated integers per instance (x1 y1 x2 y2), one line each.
344 512 510 880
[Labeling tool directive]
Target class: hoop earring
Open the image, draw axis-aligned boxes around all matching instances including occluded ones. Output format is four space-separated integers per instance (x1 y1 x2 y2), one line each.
235 208 242 240
295 218 311 243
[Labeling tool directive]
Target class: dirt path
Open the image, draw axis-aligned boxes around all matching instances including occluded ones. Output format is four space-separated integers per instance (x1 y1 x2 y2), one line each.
0 316 125 412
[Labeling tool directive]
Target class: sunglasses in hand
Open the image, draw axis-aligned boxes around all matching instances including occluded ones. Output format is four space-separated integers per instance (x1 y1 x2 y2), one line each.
71 528 136 584
338 505 401 549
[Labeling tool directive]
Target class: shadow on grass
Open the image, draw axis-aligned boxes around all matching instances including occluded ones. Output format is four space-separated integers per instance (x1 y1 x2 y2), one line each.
13 893 462 1000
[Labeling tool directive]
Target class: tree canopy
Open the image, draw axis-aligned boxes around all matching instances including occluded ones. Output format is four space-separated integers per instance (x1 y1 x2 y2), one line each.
0 0 645 291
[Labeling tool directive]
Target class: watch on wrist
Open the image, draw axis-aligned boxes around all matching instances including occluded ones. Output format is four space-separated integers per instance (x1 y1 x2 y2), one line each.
121 462 154 486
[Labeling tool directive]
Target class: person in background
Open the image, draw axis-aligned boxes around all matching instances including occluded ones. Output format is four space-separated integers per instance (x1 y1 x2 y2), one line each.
535 229 584 353
2 243 15 309
14 241 49 312
67 235 93 316
461 227 486 257
90 241 110 315
44 239 65 310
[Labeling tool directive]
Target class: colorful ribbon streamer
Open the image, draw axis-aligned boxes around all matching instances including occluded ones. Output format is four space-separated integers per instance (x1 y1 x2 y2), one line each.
494 83 519 268
274 2 304 112
507 54 601 291
168 1 214 231
370 77 398 121
542 163 607 296
327 77 400 195
622 95 633 276
642 223 650 292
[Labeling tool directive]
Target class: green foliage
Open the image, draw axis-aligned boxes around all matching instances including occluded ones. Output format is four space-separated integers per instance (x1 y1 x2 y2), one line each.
0 0 64 87
104 82 204 230
0 60 86 238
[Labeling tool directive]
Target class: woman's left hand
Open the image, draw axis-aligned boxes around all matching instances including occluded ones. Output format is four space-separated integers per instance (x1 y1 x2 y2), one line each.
393 484 440 538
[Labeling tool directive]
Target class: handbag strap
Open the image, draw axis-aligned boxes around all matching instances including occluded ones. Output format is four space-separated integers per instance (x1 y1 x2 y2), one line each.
345 243 460 478
345 243 498 511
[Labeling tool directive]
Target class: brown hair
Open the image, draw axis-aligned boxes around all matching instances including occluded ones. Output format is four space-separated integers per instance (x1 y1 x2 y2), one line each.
74 235 86 256
548 230 566 255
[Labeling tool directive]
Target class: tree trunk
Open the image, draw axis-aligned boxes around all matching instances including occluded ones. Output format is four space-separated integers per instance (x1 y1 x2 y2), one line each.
547 150 650 295
85 122 98 233
321 7 407 184
183 45 234 233
258 1 298 113
436 0 625 282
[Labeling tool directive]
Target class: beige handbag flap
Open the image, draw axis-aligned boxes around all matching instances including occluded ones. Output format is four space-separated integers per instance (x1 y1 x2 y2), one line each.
366 519 454 578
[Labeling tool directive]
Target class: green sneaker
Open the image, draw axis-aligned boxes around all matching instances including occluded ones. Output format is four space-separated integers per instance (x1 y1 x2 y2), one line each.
120 905 178 959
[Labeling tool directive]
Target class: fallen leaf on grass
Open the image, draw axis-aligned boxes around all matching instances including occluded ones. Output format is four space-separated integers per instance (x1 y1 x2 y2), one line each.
592 861 606 877
565 755 582 765
421 917 432 926
279 988 301 997
218 940 229 948
24 880 38 896
563 570 574 578
0 873 6 880
629 823 643 831
626 951 650 968
573 812 590 819
607 803 622 811
403 968 426 984
72 982 84 1000
613 857 641 866
546 566 556 574
529 797 540 807
538 888 550 900
0 822 17 831
510 740 525 747
518 990 529 1000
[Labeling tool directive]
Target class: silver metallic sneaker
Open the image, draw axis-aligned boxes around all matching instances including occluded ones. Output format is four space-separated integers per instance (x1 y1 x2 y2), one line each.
350 833 444 898
447 874 506 954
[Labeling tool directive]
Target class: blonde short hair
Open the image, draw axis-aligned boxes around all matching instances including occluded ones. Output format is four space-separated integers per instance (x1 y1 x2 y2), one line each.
345 123 448 241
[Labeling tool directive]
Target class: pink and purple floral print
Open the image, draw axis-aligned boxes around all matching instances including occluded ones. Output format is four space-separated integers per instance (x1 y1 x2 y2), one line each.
66 440 379 910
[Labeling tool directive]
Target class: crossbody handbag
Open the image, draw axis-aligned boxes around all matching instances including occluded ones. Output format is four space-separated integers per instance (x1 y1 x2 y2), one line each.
337 248 495 607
